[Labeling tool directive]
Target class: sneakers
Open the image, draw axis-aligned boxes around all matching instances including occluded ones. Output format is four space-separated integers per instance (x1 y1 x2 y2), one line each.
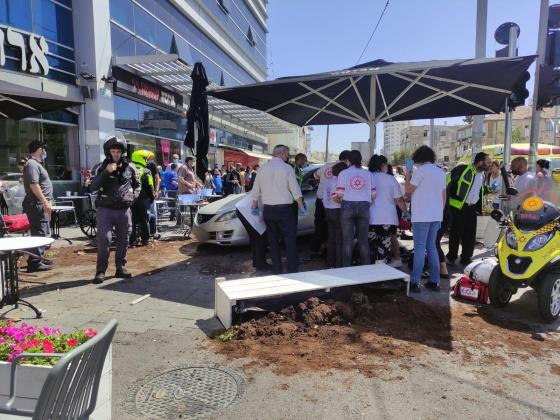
27 263 53 273
115 267 132 278
424 282 441 292
93 272 105 284
409 283 421 293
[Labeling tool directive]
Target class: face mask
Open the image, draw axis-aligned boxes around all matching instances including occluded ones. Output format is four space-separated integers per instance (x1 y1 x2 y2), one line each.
173 158 178 163
42 151 47 160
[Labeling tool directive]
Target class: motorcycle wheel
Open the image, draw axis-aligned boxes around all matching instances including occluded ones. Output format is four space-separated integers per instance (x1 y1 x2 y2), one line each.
488 266 513 307
79 209 97 239
537 273 560 322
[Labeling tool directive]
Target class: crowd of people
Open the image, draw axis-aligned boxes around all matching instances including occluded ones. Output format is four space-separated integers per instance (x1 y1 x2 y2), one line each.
157 155 259 196
17 132 557 290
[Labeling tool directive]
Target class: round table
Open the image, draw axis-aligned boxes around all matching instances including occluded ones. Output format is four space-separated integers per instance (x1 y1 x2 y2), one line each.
0 236 54 318
50 205 76 244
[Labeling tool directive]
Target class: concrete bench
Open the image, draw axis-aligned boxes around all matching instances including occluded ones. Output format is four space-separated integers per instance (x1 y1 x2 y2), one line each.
214 264 410 328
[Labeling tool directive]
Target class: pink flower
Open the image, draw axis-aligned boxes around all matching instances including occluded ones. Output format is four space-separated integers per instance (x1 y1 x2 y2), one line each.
84 329 97 338
66 338 78 347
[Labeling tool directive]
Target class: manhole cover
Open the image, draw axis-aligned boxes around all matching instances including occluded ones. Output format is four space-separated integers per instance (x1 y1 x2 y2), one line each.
129 366 245 419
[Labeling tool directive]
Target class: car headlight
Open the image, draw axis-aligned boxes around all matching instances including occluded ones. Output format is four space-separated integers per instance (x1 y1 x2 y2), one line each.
506 229 518 250
216 210 237 222
524 232 554 252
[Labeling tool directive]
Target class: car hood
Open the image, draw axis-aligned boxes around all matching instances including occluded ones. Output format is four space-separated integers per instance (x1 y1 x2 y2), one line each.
198 194 245 215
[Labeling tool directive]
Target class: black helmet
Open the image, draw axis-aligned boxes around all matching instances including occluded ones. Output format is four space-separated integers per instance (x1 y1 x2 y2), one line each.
103 133 127 159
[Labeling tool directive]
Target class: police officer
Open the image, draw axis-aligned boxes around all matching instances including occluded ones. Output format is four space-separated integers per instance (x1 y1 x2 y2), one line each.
129 150 155 246
22 140 53 272
89 135 139 284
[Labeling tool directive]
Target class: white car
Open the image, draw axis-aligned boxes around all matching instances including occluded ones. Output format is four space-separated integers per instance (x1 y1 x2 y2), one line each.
192 165 322 246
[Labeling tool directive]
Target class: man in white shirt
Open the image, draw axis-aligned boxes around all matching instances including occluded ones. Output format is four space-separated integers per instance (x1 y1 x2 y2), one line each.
511 157 537 197
252 145 305 273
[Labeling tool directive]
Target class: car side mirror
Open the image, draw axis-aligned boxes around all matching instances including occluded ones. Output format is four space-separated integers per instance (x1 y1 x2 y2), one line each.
490 209 504 223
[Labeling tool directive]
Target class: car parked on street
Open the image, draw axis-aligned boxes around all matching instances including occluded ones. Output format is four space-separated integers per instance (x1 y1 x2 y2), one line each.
192 164 322 246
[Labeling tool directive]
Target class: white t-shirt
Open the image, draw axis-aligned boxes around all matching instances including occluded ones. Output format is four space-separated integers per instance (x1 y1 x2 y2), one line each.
410 163 446 223
336 166 376 202
514 171 537 195
465 171 485 205
322 176 340 209
369 173 402 226
315 162 336 200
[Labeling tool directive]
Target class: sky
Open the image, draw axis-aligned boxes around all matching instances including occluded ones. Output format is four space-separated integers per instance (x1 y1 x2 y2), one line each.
266 0 547 155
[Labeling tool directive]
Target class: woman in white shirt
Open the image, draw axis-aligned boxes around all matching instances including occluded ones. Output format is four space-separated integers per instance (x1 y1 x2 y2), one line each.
336 150 376 267
323 161 348 268
404 146 446 293
368 155 407 266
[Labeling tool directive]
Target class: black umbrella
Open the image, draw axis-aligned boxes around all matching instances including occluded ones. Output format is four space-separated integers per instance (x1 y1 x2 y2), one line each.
184 62 210 182
0 83 83 119
207 56 536 147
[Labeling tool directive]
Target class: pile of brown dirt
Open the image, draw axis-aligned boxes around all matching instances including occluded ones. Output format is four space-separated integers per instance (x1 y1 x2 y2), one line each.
214 293 560 377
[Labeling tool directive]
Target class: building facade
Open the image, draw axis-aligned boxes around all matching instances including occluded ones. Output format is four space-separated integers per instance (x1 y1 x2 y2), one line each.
455 106 560 160
1 0 289 195
401 124 458 164
383 120 411 161
351 141 371 164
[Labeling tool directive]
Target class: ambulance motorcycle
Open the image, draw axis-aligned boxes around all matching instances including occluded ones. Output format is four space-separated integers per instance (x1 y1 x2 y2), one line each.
488 185 560 322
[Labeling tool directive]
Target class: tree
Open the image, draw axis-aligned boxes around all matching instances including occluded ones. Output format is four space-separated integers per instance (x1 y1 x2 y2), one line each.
392 150 412 165
511 127 523 143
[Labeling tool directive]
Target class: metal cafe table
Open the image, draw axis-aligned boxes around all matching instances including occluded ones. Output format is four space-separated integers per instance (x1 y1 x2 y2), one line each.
50 205 76 244
0 236 54 318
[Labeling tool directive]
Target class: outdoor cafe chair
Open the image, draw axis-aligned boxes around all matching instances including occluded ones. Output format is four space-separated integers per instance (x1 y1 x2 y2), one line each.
0 319 117 419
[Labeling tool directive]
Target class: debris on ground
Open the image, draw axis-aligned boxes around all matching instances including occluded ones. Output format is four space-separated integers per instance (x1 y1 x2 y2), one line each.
214 292 560 377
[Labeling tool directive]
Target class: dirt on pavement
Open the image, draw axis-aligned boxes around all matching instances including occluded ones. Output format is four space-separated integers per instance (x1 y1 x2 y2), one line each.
214 292 560 378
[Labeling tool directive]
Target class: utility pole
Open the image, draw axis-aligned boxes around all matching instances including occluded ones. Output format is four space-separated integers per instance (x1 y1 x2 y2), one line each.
472 0 487 156
529 0 550 169
429 118 435 149
502 24 519 171
325 125 330 163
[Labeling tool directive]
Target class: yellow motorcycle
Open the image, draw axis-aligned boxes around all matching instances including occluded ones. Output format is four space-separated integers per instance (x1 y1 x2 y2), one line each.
489 195 560 322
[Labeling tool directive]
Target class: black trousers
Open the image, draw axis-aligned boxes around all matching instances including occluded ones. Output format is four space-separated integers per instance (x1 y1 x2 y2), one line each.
310 198 327 252
236 209 268 269
130 198 150 245
447 204 477 263
263 204 298 274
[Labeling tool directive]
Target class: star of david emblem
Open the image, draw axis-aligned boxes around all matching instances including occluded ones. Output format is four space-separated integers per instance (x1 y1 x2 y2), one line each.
350 176 364 190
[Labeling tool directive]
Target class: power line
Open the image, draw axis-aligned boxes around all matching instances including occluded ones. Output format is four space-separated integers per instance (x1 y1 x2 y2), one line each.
355 0 390 65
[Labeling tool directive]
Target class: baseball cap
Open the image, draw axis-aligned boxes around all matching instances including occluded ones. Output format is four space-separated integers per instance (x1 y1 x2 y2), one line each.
28 140 47 154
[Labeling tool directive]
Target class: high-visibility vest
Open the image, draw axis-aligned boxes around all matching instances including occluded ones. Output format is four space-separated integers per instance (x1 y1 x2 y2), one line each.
448 164 479 209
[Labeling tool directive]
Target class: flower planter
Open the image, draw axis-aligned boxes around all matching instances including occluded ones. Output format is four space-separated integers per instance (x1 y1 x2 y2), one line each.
0 345 112 419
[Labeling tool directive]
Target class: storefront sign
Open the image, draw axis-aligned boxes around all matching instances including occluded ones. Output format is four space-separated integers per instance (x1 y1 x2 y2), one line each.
112 66 183 113
0 27 49 75
210 128 217 145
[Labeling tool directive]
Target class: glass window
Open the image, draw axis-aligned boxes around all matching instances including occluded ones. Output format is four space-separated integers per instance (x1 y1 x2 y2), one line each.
111 23 135 56
135 0 154 14
114 95 139 131
0 0 32 31
172 11 201 50
32 0 74 47
135 38 156 55
134 6 155 45
109 0 134 30
153 0 175 28
56 0 72 7
114 95 186 141
46 55 75 74
46 41 74 60
154 21 174 52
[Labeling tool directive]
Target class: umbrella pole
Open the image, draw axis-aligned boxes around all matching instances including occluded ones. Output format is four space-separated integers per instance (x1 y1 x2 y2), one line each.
368 76 376 153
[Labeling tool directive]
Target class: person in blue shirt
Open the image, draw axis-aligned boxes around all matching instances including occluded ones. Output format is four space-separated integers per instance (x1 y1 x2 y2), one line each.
213 168 223 195
162 163 178 191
